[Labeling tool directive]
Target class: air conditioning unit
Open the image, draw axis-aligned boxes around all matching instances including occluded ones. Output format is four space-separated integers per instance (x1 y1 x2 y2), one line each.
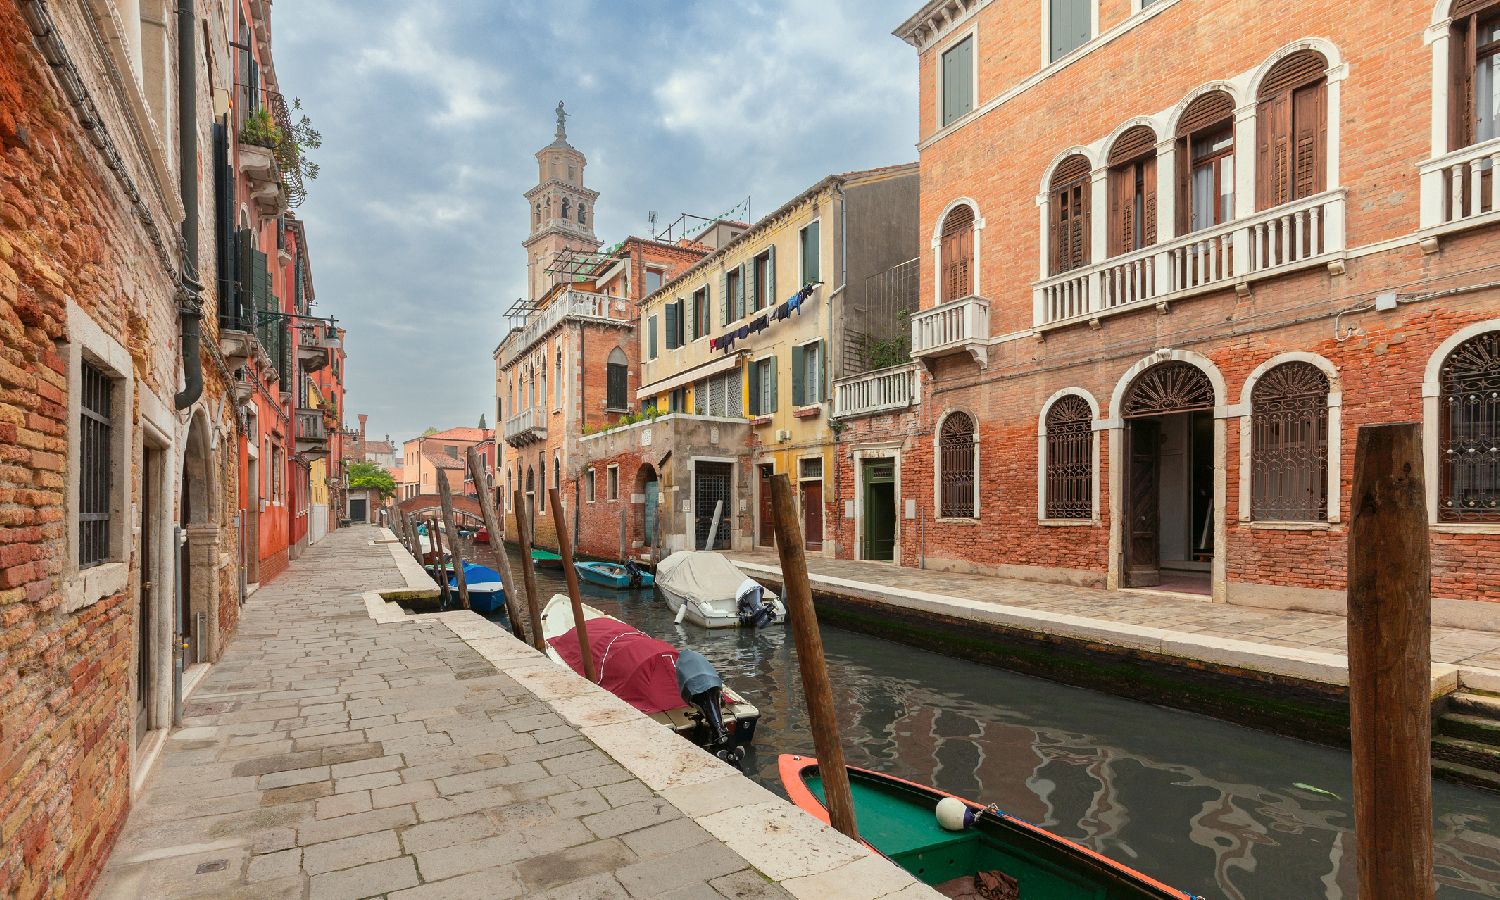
775 429 791 443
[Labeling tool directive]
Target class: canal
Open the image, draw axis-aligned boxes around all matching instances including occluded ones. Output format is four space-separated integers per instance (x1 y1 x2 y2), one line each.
473 544 1500 899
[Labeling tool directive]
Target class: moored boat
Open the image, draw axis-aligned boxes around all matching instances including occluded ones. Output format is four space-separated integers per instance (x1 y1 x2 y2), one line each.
778 755 1200 899
655 551 784 628
540 595 758 761
531 547 563 569
574 559 654 590
448 561 508 617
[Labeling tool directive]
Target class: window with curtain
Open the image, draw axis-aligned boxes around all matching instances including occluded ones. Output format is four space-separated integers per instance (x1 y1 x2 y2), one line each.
1439 330 1500 521
1250 362 1330 521
940 204 975 302
606 347 628 411
941 35 974 127
1044 395 1093 520
1175 91 1236 233
1107 125 1158 256
1049 155 1092 275
1256 50 1328 210
938 412 977 518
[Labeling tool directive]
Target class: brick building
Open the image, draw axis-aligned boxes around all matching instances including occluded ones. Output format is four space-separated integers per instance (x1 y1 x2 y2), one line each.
399 426 490 503
864 0 1500 624
495 110 708 558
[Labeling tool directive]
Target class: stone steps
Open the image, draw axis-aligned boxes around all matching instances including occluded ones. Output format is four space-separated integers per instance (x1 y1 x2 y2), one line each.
1431 693 1500 792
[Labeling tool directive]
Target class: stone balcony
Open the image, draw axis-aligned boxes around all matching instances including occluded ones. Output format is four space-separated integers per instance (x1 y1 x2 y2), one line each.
499 290 628 370
1418 136 1500 245
911 295 989 369
833 363 922 419
503 406 548 447
294 407 329 457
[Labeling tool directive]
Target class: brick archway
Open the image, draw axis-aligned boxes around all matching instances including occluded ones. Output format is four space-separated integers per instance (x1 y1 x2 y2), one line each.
397 493 482 520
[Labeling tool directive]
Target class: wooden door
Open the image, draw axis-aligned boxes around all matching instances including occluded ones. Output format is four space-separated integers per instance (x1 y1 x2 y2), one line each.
862 459 897 561
800 478 823 552
757 464 776 548
136 451 156 744
1125 418 1162 587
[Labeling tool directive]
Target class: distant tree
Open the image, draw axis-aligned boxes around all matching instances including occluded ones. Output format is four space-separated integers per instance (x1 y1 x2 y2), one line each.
420 426 439 437
347 461 396 498
478 413 487 429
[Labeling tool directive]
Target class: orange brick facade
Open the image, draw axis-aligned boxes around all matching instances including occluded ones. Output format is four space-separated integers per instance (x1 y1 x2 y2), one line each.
843 0 1500 616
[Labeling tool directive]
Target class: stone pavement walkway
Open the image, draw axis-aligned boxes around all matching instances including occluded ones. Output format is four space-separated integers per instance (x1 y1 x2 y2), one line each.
728 552 1500 686
96 527 896 900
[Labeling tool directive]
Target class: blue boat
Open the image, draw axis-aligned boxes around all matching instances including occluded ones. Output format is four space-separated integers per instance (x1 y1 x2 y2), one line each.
574 560 655 590
449 562 508 618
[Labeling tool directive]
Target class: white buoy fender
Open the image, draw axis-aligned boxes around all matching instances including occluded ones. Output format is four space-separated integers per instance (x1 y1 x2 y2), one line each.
935 797 970 832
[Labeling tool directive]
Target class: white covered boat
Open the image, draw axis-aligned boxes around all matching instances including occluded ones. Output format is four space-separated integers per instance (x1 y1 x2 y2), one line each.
655 551 785 629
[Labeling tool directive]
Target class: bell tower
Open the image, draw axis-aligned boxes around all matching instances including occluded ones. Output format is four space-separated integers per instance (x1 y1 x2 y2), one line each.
523 101 601 301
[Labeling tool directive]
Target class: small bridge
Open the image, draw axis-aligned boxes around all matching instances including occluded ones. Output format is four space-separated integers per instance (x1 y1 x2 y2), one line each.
397 493 483 520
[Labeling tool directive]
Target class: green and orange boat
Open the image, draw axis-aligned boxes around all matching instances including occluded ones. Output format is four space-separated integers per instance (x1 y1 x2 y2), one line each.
778 755 1199 899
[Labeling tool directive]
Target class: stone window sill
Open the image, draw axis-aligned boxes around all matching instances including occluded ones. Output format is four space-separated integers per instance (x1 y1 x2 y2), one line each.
1039 518 1098 527
1431 522 1500 535
794 406 821 420
749 416 773 427
934 517 979 525
1242 520 1335 531
62 561 129 614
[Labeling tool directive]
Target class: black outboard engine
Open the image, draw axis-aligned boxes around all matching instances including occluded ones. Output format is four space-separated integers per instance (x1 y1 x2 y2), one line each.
675 649 744 764
624 559 643 589
736 584 776 629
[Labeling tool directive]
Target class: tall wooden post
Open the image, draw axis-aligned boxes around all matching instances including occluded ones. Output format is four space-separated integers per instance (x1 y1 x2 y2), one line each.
769 473 858 841
705 499 724 551
427 514 452 607
549 488 596 683
436 470 470 611
512 488 547 651
1348 423 1433 900
466 448 527 641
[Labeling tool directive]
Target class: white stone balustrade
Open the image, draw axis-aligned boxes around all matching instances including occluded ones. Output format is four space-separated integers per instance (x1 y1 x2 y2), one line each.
833 363 921 419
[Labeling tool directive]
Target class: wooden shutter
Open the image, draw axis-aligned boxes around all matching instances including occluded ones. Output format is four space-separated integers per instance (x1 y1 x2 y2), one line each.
1291 83 1326 200
941 36 973 126
792 344 805 406
1257 92 1291 210
719 273 729 325
1142 154 1157 245
1108 167 1130 257
748 361 761 416
766 245 777 303
811 341 824 403
746 256 759 312
768 359 778 412
940 205 974 302
648 315 658 358
1453 15 1476 152
735 265 746 319
687 294 697 341
1175 138 1192 234
664 302 678 350
1050 0 1090 61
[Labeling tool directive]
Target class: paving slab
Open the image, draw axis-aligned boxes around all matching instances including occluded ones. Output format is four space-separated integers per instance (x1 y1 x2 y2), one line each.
95 526 928 899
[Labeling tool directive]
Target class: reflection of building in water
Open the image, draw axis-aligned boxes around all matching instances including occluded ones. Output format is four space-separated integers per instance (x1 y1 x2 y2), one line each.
1189 793 1274 900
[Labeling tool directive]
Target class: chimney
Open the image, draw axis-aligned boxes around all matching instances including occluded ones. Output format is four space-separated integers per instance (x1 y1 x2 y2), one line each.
358 414 368 443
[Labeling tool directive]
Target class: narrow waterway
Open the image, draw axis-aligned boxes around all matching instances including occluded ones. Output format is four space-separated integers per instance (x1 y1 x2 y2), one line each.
470 543 1500 899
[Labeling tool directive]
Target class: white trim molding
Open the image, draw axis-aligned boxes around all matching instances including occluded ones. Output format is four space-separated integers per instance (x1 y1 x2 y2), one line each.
930 197 986 306
1036 388 1102 523
1422 318 1500 524
933 407 982 521
1235 352 1344 525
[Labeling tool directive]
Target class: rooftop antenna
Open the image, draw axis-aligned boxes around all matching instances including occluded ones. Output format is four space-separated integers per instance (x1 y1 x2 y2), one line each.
648 210 657 237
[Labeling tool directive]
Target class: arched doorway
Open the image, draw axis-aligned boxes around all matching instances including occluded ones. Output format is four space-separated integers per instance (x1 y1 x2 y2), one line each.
180 415 220 664
1119 361 1217 591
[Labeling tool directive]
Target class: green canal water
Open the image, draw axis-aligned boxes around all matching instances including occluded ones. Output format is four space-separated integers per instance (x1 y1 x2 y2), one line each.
479 545 1500 899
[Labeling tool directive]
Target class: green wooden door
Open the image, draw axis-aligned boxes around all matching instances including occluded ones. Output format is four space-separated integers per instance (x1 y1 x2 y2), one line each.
862 458 897 562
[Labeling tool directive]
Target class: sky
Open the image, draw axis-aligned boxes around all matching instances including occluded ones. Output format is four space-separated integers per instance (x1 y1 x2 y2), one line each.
274 0 920 452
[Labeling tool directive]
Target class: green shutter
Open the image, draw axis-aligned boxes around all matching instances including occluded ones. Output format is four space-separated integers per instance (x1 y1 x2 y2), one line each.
719 273 730 325
687 295 696 341
802 222 820 284
735 265 746 319
812 341 824 403
648 315 658 358
746 257 759 312
664 303 678 350
767 245 777 304
768 360 778 413
1050 0 1090 61
791 344 805 407
677 300 687 345
748 362 760 416
941 36 974 127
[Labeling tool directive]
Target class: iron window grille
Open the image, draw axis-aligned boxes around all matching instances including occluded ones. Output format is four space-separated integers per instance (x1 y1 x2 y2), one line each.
1121 361 1215 417
1440 331 1500 521
939 412 977 518
1044 395 1093 519
1250 362 1330 521
79 361 113 568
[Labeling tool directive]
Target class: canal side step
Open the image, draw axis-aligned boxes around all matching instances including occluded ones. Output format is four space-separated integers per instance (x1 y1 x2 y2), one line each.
1448 690 1500 719
1433 760 1500 793
1433 735 1500 772
1438 711 1500 745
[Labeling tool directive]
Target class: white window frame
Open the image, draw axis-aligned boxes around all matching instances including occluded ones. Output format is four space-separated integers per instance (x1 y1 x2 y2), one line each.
1041 0 1100 67
62 300 135 613
607 464 620 502
936 27 979 130
1237 352 1342 527
933 408 981 521
1423 318 1500 533
1036 388 1102 524
930 197 986 306
794 338 824 408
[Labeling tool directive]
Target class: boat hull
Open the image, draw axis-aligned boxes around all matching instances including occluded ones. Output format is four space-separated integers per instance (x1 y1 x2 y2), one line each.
659 583 785 629
574 561 655 590
777 755 1197 900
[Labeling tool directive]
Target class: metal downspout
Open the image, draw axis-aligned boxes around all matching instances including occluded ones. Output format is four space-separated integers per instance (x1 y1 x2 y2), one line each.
173 0 204 410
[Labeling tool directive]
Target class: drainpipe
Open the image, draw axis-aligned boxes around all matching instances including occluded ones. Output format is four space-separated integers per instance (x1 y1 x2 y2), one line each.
173 0 204 410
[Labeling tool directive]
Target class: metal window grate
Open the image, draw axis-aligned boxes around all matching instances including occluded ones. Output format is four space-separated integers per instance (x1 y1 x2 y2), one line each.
1440 332 1500 521
79 361 113 568
1045 395 1093 519
939 412 977 518
694 462 733 549
1250 363 1330 521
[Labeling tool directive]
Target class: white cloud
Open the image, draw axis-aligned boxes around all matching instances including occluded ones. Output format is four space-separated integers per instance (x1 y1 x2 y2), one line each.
355 11 507 127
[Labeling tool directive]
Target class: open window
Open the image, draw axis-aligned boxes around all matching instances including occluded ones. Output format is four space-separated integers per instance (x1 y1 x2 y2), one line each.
1106 125 1158 257
1175 91 1236 233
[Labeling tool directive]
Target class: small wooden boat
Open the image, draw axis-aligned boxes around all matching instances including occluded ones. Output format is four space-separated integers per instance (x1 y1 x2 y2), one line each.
449 562 508 617
473 528 491 544
656 551 784 628
541 595 758 761
531 548 563 569
778 756 1199 899
574 560 655 590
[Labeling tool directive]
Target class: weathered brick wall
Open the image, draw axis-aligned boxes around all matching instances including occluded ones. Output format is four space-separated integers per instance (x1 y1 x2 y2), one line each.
572 446 654 561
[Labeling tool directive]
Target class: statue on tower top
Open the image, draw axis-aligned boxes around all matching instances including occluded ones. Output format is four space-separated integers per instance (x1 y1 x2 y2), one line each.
554 100 568 141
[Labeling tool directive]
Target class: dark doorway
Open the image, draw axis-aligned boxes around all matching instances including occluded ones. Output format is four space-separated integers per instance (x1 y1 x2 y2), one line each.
137 448 160 744
861 457 896 561
349 496 367 523
1126 419 1161 587
639 465 659 549
179 464 194 666
757 464 776 548
694 461 732 550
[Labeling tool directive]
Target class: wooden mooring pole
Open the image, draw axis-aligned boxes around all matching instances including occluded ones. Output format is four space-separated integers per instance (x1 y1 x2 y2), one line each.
512 488 547 651
769 473 858 841
466 448 527 642
1347 423 1433 900
436 470 470 611
549 488 596 683
427 514 452 607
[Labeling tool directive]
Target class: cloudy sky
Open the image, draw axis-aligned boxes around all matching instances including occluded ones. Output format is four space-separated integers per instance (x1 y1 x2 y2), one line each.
274 0 920 450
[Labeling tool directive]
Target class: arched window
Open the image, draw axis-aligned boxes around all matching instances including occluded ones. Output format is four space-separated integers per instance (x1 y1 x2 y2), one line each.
1044 395 1093 519
1049 155 1092 275
1450 1 1500 153
1439 330 1500 521
525 467 536 525
555 346 563 407
1107 125 1158 256
1256 50 1328 210
561 198 571 220
1176 91 1236 233
578 203 587 225
939 204 975 302
606 347 628 411
1250 362 1330 521
534 202 541 225
938 411 977 518
553 454 560 500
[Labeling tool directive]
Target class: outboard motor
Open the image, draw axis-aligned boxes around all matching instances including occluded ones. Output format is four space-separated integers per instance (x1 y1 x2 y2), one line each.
675 649 743 763
736 582 776 629
624 559 643 589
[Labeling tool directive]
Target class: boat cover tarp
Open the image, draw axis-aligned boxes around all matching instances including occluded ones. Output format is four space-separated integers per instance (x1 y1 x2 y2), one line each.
547 619 684 715
657 551 758 604
450 562 500 590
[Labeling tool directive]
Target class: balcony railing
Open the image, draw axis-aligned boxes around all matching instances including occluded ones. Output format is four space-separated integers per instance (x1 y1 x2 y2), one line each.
911 295 989 367
1419 136 1500 230
499 290 624 368
833 363 921 419
295 407 329 456
1034 189 1347 327
503 406 548 447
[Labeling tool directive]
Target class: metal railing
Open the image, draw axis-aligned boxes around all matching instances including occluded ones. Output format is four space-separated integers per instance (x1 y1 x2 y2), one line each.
499 290 622 369
833 363 921 419
1034 189 1347 327
295 407 327 447
911 295 989 357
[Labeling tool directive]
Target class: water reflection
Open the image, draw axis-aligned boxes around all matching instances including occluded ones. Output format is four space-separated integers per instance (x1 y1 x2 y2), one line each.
479 544 1500 899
